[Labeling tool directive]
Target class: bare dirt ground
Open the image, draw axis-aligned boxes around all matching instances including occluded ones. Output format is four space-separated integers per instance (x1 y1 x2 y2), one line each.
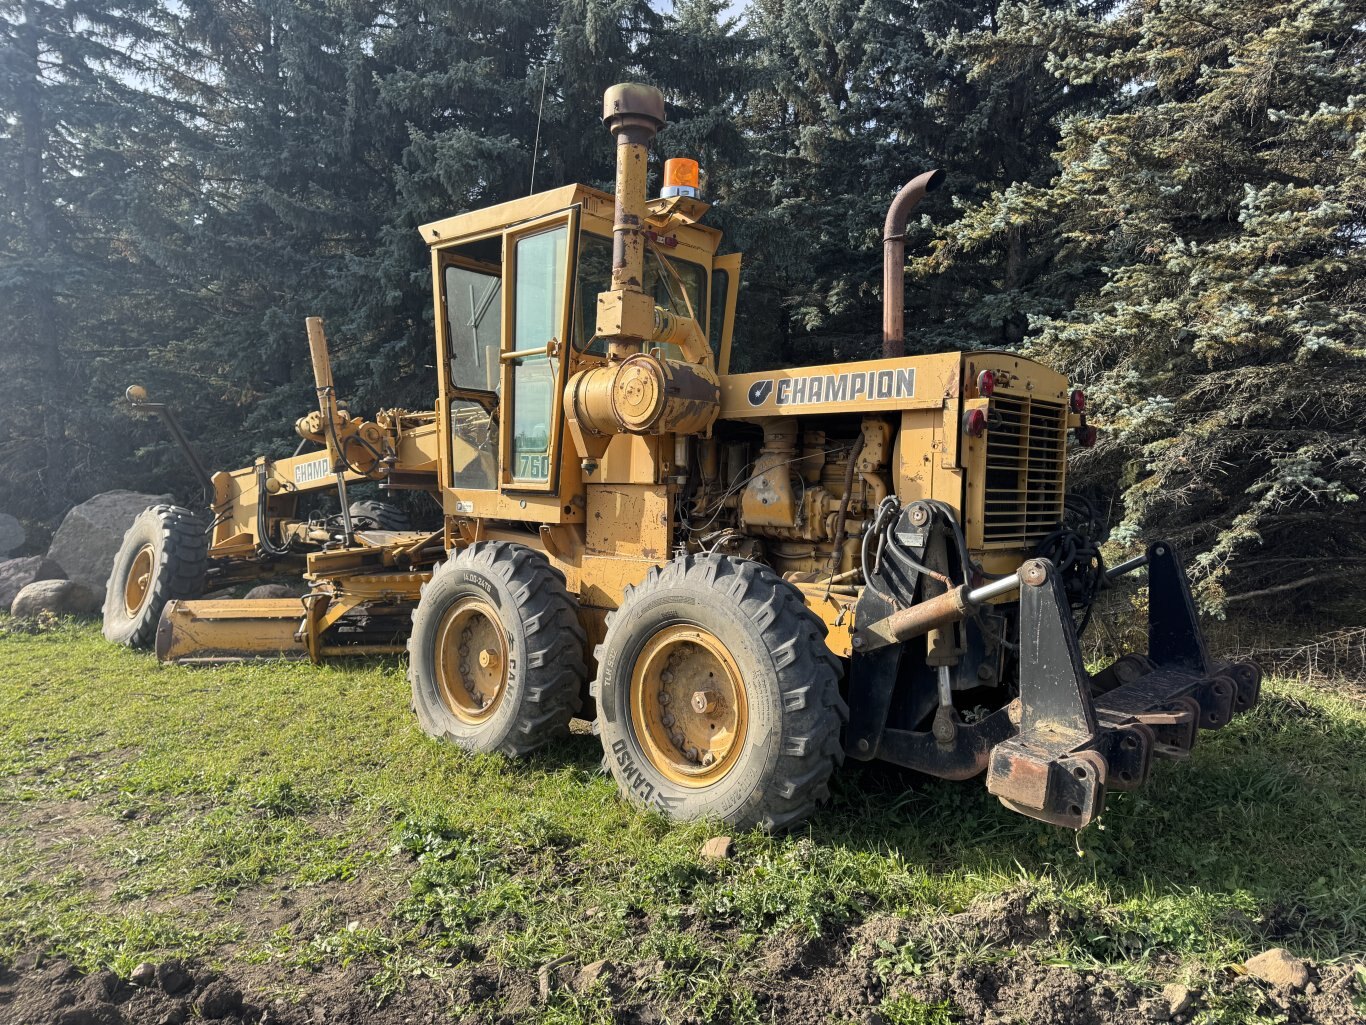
2 937 1361 1025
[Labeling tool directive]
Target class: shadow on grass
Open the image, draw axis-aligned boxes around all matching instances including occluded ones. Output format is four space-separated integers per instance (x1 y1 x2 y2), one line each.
799 690 1366 950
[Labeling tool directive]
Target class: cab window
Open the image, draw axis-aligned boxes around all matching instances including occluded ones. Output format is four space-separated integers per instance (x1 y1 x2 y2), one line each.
508 225 569 483
442 248 501 490
572 234 709 359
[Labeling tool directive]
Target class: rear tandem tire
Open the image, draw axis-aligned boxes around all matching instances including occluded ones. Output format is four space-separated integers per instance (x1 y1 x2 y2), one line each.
592 554 847 832
102 505 209 649
407 541 585 756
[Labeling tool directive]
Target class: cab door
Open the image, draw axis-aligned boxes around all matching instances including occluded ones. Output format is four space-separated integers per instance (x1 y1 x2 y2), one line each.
499 208 580 494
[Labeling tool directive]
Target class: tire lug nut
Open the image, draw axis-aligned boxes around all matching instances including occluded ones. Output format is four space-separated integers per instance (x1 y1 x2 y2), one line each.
661 713 675 728
685 745 699 762
671 729 685 748
660 671 673 684
658 692 671 706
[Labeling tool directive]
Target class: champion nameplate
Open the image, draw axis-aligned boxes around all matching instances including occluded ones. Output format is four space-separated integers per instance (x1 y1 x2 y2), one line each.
747 367 915 408
293 455 333 485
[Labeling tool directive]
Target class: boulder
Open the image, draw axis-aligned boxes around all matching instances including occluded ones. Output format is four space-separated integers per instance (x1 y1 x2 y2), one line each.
0 512 24 556
12 579 103 619
46 490 173 599
243 583 303 600
0 555 65 611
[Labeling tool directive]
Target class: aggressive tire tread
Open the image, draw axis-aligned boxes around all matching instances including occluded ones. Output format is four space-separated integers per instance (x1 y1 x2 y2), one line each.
348 499 412 532
102 505 208 649
407 540 584 757
593 553 846 832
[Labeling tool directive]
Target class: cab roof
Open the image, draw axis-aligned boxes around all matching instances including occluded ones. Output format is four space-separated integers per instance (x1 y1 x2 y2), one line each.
418 183 723 259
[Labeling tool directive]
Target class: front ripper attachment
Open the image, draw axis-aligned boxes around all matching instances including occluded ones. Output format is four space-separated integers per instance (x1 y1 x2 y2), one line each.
985 541 1262 827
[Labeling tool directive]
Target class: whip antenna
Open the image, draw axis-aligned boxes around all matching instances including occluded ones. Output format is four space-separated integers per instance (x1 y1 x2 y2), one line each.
529 62 549 194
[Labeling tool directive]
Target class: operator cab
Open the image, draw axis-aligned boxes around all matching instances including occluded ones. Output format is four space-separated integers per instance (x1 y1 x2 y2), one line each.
420 184 740 513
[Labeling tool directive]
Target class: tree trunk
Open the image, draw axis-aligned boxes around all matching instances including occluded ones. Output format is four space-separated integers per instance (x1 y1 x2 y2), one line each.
15 0 69 519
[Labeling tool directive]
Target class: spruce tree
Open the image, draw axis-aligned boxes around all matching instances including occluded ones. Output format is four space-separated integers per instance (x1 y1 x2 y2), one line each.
919 0 1366 616
0 0 169 521
727 0 1113 369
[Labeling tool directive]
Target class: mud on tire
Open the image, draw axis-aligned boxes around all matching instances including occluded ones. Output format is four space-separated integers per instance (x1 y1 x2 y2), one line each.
407 541 585 756
102 505 209 649
593 553 847 832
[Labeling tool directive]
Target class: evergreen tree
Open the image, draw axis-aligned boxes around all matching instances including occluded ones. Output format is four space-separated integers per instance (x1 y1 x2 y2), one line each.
919 0 1366 615
0 0 168 521
724 0 1114 369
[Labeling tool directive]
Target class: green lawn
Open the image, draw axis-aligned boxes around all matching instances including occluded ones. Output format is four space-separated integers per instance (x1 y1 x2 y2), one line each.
0 618 1363 1022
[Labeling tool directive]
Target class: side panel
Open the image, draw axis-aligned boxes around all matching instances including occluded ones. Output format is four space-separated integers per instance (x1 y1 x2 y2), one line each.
586 484 670 561
719 352 960 419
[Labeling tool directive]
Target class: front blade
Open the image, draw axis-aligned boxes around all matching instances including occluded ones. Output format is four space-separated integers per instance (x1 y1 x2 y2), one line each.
156 598 309 664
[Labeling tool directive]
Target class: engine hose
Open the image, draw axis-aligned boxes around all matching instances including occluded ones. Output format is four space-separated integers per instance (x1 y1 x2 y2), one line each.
920 500 977 583
255 463 292 558
1036 524 1107 634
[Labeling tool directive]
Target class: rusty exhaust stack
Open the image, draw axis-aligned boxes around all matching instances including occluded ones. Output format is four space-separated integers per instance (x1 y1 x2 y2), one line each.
882 169 945 359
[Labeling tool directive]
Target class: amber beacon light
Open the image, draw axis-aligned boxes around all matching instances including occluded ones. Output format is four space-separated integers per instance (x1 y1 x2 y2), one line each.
661 157 700 198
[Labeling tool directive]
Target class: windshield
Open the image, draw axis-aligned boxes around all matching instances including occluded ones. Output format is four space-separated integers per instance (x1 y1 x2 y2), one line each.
573 234 709 357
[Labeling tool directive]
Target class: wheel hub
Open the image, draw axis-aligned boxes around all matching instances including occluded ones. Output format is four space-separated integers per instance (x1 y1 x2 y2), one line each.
629 625 748 786
435 598 508 723
124 544 156 617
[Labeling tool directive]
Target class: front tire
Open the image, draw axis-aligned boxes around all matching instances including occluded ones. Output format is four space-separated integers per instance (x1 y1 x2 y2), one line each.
102 505 208 649
407 541 585 756
593 554 846 831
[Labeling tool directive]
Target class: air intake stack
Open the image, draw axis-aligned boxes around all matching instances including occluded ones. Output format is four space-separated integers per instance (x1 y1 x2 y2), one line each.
564 83 720 465
597 83 667 360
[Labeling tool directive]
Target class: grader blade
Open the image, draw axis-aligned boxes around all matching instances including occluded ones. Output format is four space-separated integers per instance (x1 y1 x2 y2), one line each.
156 598 309 664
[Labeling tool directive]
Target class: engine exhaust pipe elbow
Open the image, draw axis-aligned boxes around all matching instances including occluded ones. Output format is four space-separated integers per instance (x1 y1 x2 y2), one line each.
882 169 945 360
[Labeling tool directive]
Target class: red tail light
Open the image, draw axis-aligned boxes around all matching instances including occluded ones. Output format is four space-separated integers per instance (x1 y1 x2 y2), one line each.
1075 424 1098 448
977 370 996 397
963 408 987 437
1070 389 1086 413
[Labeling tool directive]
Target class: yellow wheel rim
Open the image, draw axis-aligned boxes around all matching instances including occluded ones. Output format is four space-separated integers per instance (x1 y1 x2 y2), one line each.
435 597 509 724
123 544 156 617
628 624 748 787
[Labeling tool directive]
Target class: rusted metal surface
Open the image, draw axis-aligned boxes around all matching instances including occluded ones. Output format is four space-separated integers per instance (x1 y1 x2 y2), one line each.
886 582 970 642
600 83 666 355
882 169 945 359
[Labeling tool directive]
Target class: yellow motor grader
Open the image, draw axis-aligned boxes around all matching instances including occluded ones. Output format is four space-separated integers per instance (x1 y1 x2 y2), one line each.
105 83 1260 831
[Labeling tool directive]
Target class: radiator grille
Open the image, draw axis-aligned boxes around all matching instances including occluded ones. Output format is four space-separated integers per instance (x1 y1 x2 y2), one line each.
981 395 1067 547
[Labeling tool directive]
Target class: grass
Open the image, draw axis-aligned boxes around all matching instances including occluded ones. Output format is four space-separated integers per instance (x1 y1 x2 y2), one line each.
0 618 1364 1021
